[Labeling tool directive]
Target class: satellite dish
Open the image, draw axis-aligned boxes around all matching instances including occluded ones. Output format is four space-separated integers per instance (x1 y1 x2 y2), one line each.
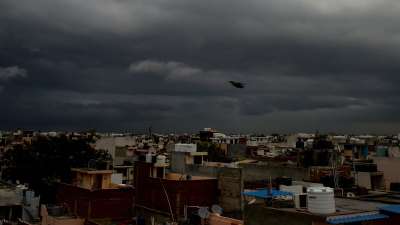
198 207 210 219
211 205 223 215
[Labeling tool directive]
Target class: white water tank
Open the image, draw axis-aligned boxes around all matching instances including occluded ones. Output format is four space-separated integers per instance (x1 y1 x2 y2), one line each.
145 153 153 163
307 187 335 214
174 143 197 153
156 155 167 165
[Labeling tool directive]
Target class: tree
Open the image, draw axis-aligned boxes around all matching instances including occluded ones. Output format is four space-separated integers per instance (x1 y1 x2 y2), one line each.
1 135 111 203
198 141 232 163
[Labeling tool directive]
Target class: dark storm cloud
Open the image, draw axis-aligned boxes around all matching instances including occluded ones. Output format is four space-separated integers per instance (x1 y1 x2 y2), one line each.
0 90 174 130
1 0 400 133
240 95 366 116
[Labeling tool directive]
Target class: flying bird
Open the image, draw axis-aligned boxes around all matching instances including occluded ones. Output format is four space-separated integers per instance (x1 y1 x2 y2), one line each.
229 81 245 88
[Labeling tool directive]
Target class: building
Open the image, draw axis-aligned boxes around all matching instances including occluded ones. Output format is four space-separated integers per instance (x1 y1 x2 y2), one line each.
0 182 40 223
94 135 136 167
56 168 135 219
243 186 400 225
134 161 218 224
41 205 84 225
170 143 207 173
0 182 22 222
70 169 114 190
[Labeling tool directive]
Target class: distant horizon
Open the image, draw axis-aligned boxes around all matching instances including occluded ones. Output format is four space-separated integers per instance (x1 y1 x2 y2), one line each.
1 128 399 136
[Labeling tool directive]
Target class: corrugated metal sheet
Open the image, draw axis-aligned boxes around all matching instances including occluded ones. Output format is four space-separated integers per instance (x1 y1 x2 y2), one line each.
379 205 400 214
243 189 293 198
326 212 388 224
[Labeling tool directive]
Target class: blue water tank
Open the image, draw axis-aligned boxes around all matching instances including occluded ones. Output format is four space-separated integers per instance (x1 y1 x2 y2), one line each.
376 146 388 157
361 146 369 158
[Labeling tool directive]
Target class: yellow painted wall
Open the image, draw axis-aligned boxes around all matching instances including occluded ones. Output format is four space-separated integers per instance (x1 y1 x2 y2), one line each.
73 170 113 190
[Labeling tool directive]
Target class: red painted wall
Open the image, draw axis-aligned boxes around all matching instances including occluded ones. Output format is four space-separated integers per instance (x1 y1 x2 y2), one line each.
56 183 135 219
134 162 218 218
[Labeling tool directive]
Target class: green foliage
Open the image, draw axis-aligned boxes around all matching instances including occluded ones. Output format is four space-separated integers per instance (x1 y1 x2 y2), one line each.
0 135 111 203
198 141 232 163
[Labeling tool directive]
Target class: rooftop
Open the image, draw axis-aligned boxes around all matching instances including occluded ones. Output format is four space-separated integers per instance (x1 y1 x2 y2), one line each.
245 197 390 218
71 168 113 174
0 182 21 207
164 173 216 181
243 189 293 198
335 198 387 212
326 212 388 224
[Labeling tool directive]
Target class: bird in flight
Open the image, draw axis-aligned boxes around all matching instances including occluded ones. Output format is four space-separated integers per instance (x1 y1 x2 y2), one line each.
229 81 245 88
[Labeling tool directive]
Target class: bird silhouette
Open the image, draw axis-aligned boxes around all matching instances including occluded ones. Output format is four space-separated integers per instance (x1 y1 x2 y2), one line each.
229 81 245 88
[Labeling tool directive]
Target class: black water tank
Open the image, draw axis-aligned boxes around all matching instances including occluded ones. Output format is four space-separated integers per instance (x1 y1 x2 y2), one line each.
276 177 292 187
390 183 400 192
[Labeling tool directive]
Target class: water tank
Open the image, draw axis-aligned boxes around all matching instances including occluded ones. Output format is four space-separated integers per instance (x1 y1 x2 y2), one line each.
174 143 197 153
47 205 64 217
307 187 335 214
361 146 369 158
156 155 166 165
390 182 400 192
145 153 153 163
276 177 292 186
376 146 388 157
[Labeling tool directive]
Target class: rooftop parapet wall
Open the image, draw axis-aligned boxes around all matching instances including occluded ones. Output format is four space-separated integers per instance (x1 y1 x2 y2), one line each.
241 163 310 182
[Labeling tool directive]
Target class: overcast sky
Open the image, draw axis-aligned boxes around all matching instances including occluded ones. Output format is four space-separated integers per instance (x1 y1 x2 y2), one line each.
1 0 400 134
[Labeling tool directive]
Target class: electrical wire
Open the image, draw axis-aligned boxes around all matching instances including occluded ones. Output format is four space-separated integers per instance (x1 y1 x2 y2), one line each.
159 177 175 222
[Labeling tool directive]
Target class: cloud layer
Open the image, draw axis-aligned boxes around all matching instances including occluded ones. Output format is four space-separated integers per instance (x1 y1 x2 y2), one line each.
0 66 27 80
1 0 400 133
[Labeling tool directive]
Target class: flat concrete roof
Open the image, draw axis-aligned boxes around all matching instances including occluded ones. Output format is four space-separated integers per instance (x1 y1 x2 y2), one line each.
164 173 217 181
0 182 21 207
71 168 113 174
335 198 387 212
245 197 388 219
